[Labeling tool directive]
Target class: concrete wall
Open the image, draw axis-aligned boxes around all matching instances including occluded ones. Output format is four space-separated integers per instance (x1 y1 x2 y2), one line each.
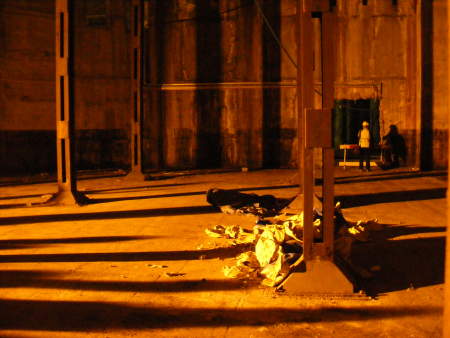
0 1 55 174
72 0 131 171
0 0 131 176
0 0 447 174
335 0 418 165
144 0 448 170
143 0 300 170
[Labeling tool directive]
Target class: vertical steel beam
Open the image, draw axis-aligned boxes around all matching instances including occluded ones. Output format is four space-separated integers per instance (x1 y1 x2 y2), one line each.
298 0 315 261
54 0 87 205
300 0 337 262
297 0 304 193
129 0 145 179
284 0 353 294
320 11 336 259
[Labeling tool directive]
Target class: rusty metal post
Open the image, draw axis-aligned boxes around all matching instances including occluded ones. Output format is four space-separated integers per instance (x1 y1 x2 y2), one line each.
283 0 354 294
129 0 145 179
53 0 88 205
320 9 337 260
298 0 315 259
296 0 313 194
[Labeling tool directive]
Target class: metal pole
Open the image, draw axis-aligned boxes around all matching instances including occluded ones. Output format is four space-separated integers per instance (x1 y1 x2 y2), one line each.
53 0 87 205
321 10 336 261
283 0 354 294
298 0 315 260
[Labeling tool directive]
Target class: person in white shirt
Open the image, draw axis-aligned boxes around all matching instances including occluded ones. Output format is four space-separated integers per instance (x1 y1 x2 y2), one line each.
358 121 371 171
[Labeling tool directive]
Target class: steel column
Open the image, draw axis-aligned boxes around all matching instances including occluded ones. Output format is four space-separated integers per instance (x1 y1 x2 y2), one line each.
129 0 145 179
320 10 337 260
283 0 354 294
53 0 87 205
298 0 315 260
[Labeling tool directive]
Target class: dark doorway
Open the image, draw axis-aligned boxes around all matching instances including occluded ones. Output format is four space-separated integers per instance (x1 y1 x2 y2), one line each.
333 99 380 148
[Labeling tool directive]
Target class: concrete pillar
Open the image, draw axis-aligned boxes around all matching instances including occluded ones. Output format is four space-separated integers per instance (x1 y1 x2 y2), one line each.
53 0 87 205
129 0 145 179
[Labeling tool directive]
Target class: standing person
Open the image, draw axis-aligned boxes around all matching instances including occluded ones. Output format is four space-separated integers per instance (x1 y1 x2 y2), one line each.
382 124 406 168
358 121 371 171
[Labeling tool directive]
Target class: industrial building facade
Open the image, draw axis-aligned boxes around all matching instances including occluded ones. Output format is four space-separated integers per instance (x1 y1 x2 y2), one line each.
0 0 447 175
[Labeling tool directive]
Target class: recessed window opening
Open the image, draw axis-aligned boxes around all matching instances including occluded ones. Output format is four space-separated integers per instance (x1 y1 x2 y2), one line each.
333 99 380 156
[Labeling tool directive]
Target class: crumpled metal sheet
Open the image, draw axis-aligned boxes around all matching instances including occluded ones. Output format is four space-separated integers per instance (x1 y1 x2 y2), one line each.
205 219 305 286
223 251 259 279
255 227 280 267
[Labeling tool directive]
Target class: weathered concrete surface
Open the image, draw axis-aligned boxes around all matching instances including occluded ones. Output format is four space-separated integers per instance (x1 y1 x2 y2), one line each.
145 0 447 170
0 0 448 173
335 0 419 166
0 168 446 337
0 0 131 174
0 0 54 130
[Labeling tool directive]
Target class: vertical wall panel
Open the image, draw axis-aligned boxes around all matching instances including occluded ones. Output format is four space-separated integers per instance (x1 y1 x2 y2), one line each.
71 0 131 170
220 0 263 168
0 0 55 175
432 0 449 168
160 0 198 168
0 1 54 131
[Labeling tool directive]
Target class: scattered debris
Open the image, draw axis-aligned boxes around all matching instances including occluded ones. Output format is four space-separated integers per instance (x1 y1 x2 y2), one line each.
205 196 383 287
204 225 255 244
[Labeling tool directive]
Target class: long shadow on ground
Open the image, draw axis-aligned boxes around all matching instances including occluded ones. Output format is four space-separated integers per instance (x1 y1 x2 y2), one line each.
336 188 446 208
0 236 155 250
0 183 202 205
334 170 446 185
0 205 218 226
0 193 44 201
0 298 440 331
0 270 248 293
85 182 202 194
0 244 251 263
87 185 299 205
351 226 446 296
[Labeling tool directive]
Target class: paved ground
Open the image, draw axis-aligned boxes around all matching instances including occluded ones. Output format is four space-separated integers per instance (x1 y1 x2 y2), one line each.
0 167 447 337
